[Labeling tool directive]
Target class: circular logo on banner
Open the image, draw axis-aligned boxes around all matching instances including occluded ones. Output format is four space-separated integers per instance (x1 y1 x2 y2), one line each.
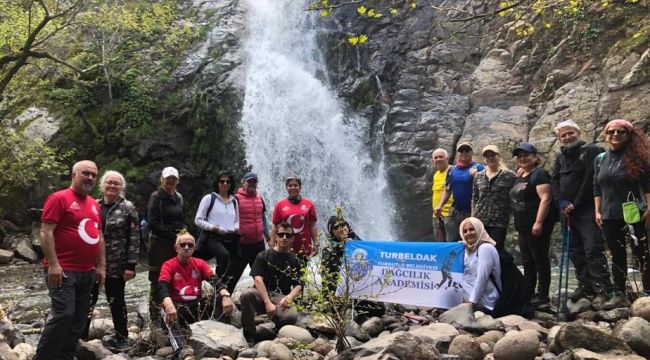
349 248 372 281
77 218 99 245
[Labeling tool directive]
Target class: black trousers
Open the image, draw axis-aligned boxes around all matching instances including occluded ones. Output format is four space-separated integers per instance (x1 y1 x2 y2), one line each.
518 221 553 297
203 234 242 294
34 270 96 360
486 226 507 253
82 277 129 340
602 219 650 292
567 209 612 292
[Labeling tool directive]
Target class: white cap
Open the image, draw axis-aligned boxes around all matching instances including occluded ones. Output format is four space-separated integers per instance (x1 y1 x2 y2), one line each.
554 119 580 134
161 166 179 179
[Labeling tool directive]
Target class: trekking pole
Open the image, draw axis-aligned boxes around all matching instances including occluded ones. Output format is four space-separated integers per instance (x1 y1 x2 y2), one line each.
562 217 571 320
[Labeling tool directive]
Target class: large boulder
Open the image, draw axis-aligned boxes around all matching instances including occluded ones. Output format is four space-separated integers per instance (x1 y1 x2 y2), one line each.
14 239 38 263
552 323 631 353
612 317 650 357
493 329 540 360
188 320 247 358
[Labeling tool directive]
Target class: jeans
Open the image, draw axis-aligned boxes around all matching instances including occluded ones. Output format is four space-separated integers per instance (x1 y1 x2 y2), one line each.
432 216 458 242
602 219 650 292
446 208 470 242
240 288 298 336
82 277 128 340
34 270 96 360
566 209 612 292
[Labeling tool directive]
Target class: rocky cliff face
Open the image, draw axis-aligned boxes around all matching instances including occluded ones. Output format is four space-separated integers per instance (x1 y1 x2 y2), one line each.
321 2 649 238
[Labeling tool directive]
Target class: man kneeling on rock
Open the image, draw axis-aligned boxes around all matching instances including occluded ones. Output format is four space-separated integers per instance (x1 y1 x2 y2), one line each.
159 231 234 358
241 222 303 344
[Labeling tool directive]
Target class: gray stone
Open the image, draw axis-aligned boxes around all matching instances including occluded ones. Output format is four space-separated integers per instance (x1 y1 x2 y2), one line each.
447 334 483 360
477 330 505 345
277 325 314 345
612 317 650 357
77 339 114 359
345 320 370 342
493 330 539 360
268 342 293 360
0 249 13 264
87 318 114 340
311 338 334 355
155 346 174 357
13 107 61 142
361 317 384 338
408 322 459 342
438 303 475 328
188 320 247 358
10 343 34 360
337 331 407 359
553 323 631 353
571 348 646 360
596 308 630 322
568 298 592 316
630 297 650 322
0 320 24 347
307 316 335 335
256 322 277 342
14 239 38 263
497 314 529 328
0 343 19 360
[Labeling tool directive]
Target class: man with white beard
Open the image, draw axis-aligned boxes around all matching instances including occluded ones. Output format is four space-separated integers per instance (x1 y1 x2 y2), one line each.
551 120 612 304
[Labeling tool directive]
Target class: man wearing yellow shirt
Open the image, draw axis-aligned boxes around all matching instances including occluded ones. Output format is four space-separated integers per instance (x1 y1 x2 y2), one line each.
432 148 454 241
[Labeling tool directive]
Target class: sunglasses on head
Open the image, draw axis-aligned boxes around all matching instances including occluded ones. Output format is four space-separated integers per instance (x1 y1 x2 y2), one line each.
605 129 628 136
178 242 194 249
277 232 293 239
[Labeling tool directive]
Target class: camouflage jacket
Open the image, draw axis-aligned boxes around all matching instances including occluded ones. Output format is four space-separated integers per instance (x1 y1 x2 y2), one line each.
99 196 140 278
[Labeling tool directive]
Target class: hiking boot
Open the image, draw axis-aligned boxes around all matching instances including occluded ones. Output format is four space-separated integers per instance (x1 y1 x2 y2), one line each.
569 286 593 302
104 336 130 351
602 293 630 310
531 294 550 307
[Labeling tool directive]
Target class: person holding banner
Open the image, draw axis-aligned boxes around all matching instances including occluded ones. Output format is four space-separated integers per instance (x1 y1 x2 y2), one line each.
460 217 501 312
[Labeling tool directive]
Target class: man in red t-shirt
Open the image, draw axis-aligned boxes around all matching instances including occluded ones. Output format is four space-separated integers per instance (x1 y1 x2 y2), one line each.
271 176 318 264
34 160 106 360
159 232 234 359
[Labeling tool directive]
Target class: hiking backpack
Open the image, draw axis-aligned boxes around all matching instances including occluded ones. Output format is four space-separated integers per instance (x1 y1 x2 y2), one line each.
479 247 534 318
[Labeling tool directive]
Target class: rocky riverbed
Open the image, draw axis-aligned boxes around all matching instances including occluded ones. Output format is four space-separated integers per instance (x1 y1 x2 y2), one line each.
2 261 650 360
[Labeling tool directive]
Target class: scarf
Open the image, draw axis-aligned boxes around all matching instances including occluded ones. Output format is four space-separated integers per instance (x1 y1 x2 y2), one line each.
460 217 496 254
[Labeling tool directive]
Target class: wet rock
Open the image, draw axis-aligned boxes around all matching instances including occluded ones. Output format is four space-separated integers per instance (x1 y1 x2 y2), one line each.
345 320 370 342
188 320 247 358
552 323 631 353
612 317 650 357
87 318 114 340
0 249 13 264
277 325 314 345
77 339 114 359
310 338 334 355
439 303 475 328
630 297 650 322
10 343 35 360
361 316 384 337
493 329 539 360
447 334 483 360
14 239 38 263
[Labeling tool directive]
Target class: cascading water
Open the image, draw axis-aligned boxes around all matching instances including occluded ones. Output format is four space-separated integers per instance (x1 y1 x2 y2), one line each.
240 0 396 240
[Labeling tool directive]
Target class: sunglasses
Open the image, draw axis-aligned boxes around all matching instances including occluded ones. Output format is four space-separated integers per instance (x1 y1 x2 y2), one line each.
219 180 231 184
178 243 194 249
458 148 472 153
333 224 346 230
277 232 294 239
605 129 628 136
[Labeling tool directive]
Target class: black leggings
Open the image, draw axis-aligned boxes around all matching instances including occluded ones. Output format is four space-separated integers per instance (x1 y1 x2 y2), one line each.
486 226 507 253
602 219 650 292
82 277 128 340
203 234 242 294
518 221 554 297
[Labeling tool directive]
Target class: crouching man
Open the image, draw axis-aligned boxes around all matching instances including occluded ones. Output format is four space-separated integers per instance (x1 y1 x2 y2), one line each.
159 232 234 359
241 222 303 344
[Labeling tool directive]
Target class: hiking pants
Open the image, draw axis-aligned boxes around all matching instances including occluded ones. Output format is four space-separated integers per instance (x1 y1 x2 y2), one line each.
518 221 553 297
240 288 297 335
35 270 96 360
82 277 128 340
567 209 612 293
602 219 650 292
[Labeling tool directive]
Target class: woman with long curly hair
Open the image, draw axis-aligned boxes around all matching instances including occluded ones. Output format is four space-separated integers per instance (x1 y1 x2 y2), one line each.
594 119 650 309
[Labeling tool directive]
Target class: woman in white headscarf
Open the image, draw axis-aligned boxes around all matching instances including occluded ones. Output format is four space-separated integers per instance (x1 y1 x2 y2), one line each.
460 217 501 311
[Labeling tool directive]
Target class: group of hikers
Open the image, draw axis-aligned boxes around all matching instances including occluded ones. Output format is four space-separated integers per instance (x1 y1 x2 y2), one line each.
31 117 649 360
435 118 650 317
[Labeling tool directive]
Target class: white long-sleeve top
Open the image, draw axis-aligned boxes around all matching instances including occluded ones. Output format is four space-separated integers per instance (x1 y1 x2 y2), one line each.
194 193 239 232
463 244 501 310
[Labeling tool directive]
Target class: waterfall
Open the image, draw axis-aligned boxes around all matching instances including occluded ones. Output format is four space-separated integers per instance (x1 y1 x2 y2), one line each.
240 0 396 240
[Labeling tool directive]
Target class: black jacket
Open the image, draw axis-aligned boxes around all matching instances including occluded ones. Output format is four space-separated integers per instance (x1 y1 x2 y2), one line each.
147 189 185 241
551 141 604 211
